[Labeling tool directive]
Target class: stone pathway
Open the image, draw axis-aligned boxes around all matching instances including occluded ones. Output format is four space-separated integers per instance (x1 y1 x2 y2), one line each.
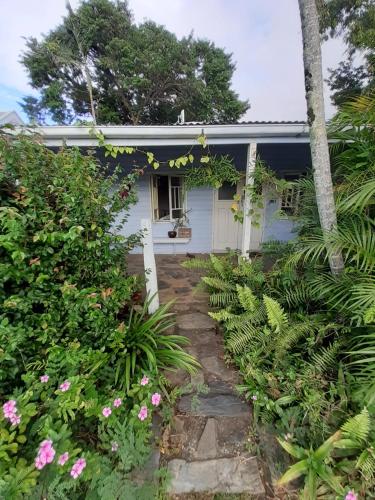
127 255 266 498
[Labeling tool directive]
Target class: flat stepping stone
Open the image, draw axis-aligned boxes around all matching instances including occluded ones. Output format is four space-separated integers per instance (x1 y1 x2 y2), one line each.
178 393 249 417
167 456 265 495
201 355 236 382
177 312 216 330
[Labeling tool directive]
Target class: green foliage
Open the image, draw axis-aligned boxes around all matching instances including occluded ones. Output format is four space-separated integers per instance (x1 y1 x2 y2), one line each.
319 0 375 106
20 0 248 124
190 94 375 496
184 156 241 190
112 300 199 391
0 133 195 497
278 409 374 498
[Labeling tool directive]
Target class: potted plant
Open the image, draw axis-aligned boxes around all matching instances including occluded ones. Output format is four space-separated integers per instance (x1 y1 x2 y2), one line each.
168 210 191 238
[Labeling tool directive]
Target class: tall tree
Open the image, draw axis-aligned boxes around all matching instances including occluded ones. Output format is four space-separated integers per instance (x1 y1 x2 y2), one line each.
20 0 248 125
298 0 344 275
319 0 374 106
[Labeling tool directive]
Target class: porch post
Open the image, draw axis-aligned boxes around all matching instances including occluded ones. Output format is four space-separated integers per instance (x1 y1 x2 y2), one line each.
241 142 257 259
141 218 160 313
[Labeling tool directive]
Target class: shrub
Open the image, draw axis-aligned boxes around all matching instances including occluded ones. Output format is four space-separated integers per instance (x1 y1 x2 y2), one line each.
0 132 196 497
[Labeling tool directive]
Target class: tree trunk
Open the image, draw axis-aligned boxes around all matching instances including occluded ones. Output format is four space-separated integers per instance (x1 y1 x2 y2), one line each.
298 0 344 275
66 1 97 125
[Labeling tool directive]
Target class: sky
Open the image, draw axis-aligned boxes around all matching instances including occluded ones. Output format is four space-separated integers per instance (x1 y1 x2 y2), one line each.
0 0 349 123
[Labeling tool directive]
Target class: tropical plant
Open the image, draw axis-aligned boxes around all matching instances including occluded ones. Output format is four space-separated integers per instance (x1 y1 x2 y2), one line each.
278 408 374 499
111 300 199 391
184 94 375 496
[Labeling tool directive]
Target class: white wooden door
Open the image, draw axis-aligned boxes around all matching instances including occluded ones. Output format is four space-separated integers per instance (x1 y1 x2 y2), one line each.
213 181 243 252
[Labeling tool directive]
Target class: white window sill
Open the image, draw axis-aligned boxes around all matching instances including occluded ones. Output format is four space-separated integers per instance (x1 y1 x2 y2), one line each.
153 238 190 244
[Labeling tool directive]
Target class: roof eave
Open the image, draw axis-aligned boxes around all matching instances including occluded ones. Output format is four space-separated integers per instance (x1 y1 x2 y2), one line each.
16 123 311 146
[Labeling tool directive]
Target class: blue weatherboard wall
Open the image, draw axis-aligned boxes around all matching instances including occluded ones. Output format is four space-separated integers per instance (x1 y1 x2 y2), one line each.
118 174 214 254
76 142 312 254
262 198 297 243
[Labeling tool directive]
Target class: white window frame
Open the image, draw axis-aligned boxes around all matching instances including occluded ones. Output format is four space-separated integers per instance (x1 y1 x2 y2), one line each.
150 174 185 222
280 174 301 217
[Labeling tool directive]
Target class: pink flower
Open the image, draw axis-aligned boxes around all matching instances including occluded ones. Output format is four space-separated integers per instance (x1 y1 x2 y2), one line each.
3 400 16 413
151 393 161 406
58 452 69 466
113 398 122 408
39 446 55 464
59 380 71 392
140 375 149 386
345 491 357 500
252 395 257 401
35 454 46 470
70 457 86 479
102 406 112 418
138 406 148 421
3 400 17 419
111 441 119 452
35 440 55 470
39 439 53 451
40 374 49 383
9 413 21 425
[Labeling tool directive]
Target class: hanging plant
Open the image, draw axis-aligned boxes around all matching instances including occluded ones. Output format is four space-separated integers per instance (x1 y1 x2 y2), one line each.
184 155 242 190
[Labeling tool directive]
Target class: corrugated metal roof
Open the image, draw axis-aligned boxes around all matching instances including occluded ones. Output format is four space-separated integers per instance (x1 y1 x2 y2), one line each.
179 120 307 126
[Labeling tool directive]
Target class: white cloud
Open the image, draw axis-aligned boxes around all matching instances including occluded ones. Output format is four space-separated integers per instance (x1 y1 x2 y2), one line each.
0 0 347 120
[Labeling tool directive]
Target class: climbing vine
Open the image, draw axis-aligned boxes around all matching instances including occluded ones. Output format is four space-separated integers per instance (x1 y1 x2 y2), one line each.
94 129 241 191
94 129 291 226
231 160 290 224
184 155 241 190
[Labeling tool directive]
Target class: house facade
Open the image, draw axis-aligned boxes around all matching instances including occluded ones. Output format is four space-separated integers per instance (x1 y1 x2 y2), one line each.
40 122 312 255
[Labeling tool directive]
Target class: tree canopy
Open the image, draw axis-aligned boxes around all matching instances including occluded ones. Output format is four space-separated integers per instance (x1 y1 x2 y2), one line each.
319 0 374 106
20 0 249 125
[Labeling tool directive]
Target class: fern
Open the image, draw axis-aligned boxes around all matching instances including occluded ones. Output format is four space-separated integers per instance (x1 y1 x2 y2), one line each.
209 291 237 307
208 309 233 323
226 323 261 354
224 308 267 330
209 253 227 275
236 284 257 312
356 448 375 481
274 322 313 360
181 257 212 270
341 408 370 445
263 295 288 333
202 276 235 292
310 341 341 374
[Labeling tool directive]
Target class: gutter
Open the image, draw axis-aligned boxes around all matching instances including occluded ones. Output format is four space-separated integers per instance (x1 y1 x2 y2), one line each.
24 123 311 147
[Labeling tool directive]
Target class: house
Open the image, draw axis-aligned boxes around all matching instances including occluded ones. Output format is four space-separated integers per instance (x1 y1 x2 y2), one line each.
0 110 24 126
39 122 312 256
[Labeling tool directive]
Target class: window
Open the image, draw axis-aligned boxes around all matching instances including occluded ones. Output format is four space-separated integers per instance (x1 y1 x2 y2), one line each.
218 181 237 200
280 174 300 216
151 175 185 221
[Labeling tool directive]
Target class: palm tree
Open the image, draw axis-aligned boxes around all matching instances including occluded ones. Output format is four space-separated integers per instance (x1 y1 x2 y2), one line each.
298 0 344 275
